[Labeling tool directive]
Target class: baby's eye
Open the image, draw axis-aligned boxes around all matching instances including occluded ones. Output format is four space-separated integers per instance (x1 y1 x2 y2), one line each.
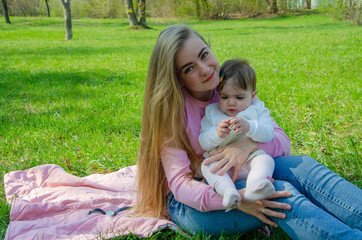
221 96 228 99
237 97 245 100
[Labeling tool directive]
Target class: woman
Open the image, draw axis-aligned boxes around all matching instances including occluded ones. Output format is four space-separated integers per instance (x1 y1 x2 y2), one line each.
135 25 362 239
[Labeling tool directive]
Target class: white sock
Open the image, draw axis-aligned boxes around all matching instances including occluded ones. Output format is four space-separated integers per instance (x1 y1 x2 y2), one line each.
223 188 241 209
201 161 241 208
244 154 275 201
244 178 275 201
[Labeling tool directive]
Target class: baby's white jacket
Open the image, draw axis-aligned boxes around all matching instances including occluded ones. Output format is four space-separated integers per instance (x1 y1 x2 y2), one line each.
199 100 274 151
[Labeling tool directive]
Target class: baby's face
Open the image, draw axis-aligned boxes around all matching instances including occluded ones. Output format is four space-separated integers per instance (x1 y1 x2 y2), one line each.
218 80 255 117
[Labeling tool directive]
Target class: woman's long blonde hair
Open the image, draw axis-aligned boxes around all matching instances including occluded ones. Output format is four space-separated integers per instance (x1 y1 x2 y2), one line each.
135 25 207 218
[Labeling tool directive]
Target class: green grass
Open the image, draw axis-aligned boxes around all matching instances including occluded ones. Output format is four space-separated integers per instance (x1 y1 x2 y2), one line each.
0 13 361 239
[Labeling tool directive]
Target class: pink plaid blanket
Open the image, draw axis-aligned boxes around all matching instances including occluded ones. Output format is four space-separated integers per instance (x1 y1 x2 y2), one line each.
3 164 178 240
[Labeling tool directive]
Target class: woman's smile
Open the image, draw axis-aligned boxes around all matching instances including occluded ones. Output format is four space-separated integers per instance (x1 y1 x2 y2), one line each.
203 71 215 83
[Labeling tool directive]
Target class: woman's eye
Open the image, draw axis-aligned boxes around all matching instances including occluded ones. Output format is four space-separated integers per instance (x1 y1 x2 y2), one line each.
201 52 208 59
185 66 193 74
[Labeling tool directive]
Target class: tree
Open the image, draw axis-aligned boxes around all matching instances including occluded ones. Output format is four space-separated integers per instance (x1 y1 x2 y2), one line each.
2 0 11 24
138 0 147 27
125 0 149 28
201 0 210 17
193 0 201 17
265 0 278 14
193 0 210 19
60 0 72 40
305 0 312 9
348 0 361 25
45 0 50 17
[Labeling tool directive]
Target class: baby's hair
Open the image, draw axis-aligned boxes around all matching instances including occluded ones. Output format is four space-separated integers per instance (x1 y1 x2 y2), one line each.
218 59 256 92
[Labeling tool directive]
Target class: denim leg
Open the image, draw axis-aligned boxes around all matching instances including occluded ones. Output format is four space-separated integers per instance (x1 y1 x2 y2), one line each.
273 155 362 231
167 180 265 238
271 180 362 240
168 179 362 240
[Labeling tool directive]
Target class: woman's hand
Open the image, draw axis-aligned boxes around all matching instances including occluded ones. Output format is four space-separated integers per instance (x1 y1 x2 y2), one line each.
237 188 292 228
202 135 257 181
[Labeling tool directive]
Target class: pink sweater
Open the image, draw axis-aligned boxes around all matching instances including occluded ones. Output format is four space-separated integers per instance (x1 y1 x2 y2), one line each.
161 88 291 212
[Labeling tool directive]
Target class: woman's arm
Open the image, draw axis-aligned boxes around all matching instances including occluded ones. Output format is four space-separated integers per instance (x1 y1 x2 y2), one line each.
258 118 291 157
161 147 225 212
254 97 291 157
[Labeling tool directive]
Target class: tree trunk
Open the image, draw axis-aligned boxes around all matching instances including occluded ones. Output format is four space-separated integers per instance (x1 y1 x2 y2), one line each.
45 0 50 17
266 0 278 14
138 0 149 28
2 0 11 24
194 0 201 17
61 0 72 40
306 0 311 9
201 0 209 17
125 0 139 26
173 0 177 17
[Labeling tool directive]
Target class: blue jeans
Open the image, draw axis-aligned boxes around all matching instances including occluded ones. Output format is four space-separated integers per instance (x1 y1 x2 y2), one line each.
167 156 362 239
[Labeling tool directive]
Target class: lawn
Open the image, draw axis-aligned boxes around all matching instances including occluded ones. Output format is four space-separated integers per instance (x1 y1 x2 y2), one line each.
0 13 361 239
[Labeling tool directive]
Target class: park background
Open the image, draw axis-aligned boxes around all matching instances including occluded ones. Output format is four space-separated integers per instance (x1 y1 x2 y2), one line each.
1 0 361 239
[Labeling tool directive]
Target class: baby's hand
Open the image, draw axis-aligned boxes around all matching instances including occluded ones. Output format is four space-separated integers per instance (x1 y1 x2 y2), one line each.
229 117 250 134
217 119 231 138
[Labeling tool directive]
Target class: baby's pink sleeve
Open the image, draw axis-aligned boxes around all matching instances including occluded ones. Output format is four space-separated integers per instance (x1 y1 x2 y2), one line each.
161 147 225 212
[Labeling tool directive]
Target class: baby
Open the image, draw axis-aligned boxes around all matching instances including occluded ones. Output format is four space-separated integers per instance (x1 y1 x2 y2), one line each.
199 59 275 209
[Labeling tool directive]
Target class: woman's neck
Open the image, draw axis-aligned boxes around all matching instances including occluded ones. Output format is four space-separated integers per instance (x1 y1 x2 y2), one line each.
187 89 214 102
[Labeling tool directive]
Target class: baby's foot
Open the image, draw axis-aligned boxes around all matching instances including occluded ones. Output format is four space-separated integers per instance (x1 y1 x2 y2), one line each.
244 179 275 202
223 188 241 209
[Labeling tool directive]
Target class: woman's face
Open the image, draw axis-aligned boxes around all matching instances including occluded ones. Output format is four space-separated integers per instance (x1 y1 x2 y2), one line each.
176 36 220 101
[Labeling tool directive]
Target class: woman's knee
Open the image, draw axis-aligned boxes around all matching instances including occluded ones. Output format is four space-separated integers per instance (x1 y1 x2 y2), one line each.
275 155 319 168
272 180 301 205
273 180 294 192
273 155 322 180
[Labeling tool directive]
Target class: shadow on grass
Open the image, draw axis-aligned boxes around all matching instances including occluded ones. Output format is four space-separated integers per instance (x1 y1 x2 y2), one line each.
0 70 138 89
220 20 347 33
1 17 130 28
113 226 289 240
2 44 152 56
